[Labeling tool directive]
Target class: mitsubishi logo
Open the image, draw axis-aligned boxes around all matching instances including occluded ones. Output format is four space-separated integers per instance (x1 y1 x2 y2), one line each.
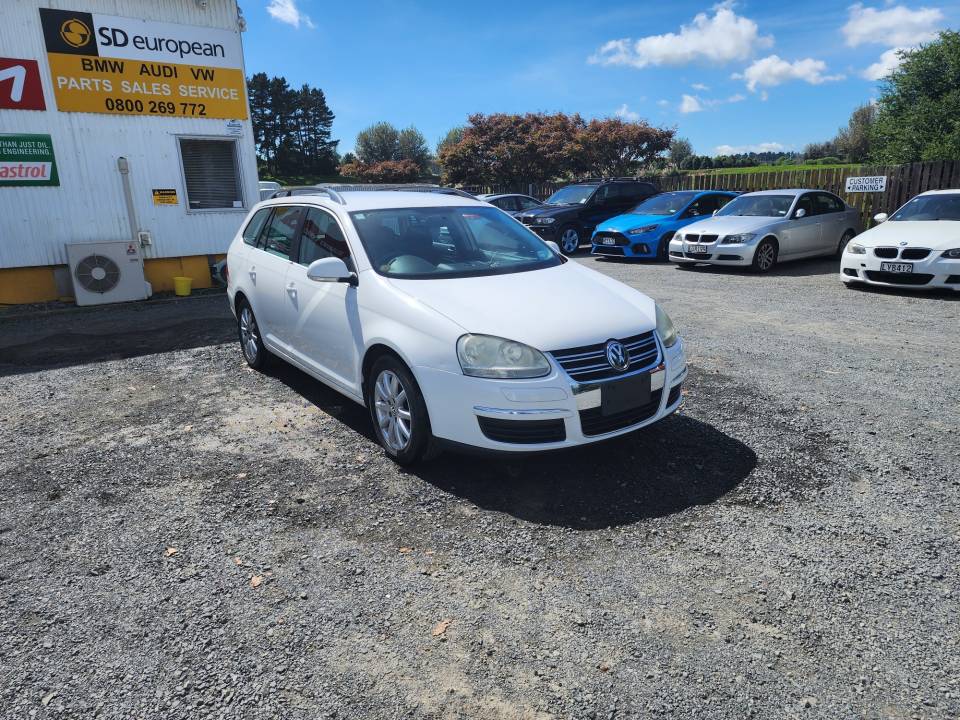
605 340 630 372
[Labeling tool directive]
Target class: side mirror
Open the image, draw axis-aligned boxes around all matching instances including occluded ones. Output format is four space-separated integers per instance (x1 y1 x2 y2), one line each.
873 212 888 224
794 208 807 219
545 240 561 254
306 257 357 286
712 209 719 216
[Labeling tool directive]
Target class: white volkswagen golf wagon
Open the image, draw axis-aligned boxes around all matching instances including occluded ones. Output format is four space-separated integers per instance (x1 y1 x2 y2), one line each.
226 189 687 464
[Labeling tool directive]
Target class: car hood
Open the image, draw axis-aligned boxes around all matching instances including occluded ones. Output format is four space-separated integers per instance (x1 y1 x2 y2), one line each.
387 262 656 351
853 220 960 250
680 215 783 236
518 204 578 219
598 213 673 232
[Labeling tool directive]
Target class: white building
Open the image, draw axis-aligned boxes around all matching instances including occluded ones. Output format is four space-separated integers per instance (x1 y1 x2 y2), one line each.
0 0 258 304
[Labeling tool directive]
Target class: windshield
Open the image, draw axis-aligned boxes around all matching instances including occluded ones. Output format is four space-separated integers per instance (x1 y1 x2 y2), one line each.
717 194 794 218
631 192 698 215
544 185 595 205
890 194 960 221
349 206 562 279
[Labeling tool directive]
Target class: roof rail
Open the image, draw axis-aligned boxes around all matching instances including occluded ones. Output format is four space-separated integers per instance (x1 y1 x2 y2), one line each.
270 186 346 204
379 186 477 199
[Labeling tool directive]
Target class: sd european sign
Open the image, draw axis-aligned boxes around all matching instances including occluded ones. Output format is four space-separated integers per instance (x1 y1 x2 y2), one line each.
0 134 59 187
38 8 247 120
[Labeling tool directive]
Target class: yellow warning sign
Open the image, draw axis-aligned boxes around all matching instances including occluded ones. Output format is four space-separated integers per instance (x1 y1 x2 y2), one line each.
152 188 178 205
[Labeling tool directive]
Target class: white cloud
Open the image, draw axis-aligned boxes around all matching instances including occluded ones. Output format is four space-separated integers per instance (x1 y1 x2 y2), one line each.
735 55 845 92
589 2 773 69
691 83 710 91
862 47 907 80
614 103 641 121
842 3 943 47
266 0 314 29
657 99 670 107
714 142 786 155
680 94 704 113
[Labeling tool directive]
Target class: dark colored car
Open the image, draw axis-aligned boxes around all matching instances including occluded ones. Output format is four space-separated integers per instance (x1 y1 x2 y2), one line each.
516 179 659 254
477 193 544 217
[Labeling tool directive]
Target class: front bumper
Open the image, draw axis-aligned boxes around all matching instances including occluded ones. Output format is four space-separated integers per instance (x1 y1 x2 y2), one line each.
591 230 658 258
840 250 960 290
524 223 559 239
668 236 755 266
414 338 687 452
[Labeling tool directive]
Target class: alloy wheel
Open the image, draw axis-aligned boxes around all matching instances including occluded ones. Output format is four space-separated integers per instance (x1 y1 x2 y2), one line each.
755 243 776 271
374 369 412 452
560 228 580 254
239 307 259 363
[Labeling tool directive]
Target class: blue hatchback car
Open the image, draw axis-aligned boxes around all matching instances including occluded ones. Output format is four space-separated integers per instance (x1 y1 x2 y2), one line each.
591 190 738 260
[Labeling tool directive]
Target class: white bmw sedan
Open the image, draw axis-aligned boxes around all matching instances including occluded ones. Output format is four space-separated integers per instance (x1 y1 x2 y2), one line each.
841 190 960 292
669 189 861 272
226 190 687 464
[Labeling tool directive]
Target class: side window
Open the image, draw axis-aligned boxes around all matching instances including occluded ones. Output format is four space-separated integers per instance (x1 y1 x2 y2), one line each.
625 183 653 203
242 208 271 246
493 197 518 212
685 196 710 217
816 193 844 214
260 205 304 259
518 196 540 210
795 194 815 217
298 208 351 265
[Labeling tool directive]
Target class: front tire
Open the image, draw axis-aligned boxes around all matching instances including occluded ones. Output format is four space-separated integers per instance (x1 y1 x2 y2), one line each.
558 225 581 255
656 232 673 262
751 238 778 273
237 300 268 370
367 355 435 466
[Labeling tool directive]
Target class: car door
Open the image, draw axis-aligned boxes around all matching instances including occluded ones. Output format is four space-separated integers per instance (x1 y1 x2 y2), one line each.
813 192 847 253
282 206 362 395
249 204 305 346
782 193 821 258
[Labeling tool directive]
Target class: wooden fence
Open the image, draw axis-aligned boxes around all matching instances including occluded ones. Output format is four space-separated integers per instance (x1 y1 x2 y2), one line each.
462 160 960 228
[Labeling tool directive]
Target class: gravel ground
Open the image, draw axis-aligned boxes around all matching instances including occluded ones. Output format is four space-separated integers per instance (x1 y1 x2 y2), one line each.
1 257 958 719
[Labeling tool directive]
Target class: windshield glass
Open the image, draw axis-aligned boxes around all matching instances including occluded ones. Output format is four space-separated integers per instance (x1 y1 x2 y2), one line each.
349 206 562 279
890 194 960 221
717 194 794 217
544 185 595 205
631 191 698 215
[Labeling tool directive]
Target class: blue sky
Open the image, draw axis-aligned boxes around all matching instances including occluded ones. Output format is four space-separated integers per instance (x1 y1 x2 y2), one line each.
241 0 956 157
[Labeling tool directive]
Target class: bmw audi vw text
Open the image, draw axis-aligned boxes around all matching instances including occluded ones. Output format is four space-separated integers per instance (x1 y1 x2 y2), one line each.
226 190 687 464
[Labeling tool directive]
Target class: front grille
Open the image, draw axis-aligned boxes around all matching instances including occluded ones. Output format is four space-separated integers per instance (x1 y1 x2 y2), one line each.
667 384 682 407
520 216 535 225
901 248 931 260
593 231 628 247
684 234 718 244
592 245 625 256
865 271 933 285
579 389 663 436
874 247 897 258
477 416 566 444
550 331 660 383
684 252 712 260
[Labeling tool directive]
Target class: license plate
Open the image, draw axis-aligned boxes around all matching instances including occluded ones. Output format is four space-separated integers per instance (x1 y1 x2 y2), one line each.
600 373 651 416
602 238 615 245
689 244 708 253
880 262 913 273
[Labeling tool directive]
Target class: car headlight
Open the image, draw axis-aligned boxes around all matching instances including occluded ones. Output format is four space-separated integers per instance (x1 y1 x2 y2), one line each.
627 224 658 235
942 248 960 258
535 217 556 225
655 304 678 349
847 244 866 255
457 334 551 379
721 233 755 245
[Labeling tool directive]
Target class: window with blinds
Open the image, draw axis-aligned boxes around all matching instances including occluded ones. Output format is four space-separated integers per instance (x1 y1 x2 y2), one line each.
178 138 244 211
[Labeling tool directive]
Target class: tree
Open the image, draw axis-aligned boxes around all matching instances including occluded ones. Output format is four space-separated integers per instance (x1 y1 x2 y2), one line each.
836 103 876 163
669 138 694 169
356 122 401 164
397 126 431 171
436 127 464 156
339 159 420 183
871 31 960 163
574 118 674 176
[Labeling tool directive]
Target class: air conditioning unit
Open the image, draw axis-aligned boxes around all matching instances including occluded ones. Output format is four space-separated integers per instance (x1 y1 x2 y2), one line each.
66 241 152 306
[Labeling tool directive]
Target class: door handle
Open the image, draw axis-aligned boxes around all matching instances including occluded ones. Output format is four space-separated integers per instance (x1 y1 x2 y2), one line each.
286 282 297 295
248 267 256 281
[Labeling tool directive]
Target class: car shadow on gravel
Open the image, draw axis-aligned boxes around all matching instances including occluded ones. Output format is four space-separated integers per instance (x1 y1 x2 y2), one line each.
414 415 757 530
677 257 838 277
0 318 235 377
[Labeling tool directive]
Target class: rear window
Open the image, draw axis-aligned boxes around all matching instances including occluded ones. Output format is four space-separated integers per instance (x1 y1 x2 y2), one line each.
242 208 271 246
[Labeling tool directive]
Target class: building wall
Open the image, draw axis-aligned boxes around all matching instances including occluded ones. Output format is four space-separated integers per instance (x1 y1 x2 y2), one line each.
0 0 257 303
